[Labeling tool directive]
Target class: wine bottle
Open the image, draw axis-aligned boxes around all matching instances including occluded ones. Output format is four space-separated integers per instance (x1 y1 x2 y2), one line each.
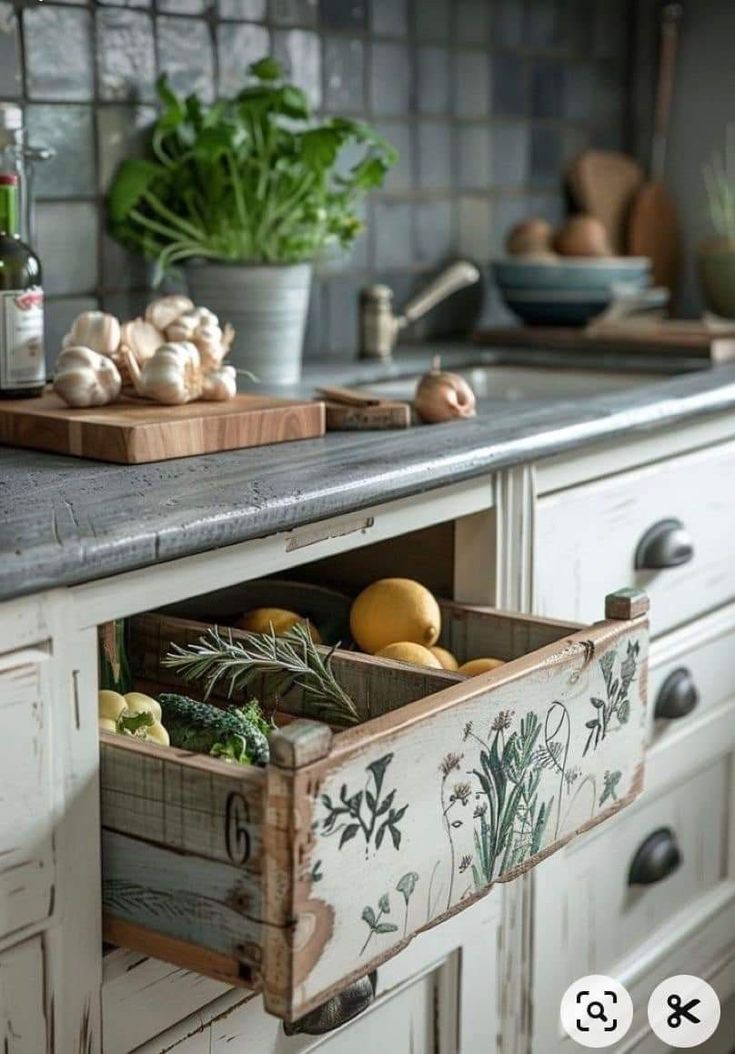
0 172 44 398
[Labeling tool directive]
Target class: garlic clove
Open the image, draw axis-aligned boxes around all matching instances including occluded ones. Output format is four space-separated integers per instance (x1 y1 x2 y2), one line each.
53 346 122 408
63 311 121 356
144 294 194 332
126 341 203 405
413 367 477 424
119 317 163 364
201 364 237 401
165 307 219 343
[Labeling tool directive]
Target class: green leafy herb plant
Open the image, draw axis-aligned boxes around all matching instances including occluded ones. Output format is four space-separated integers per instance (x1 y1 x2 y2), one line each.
108 57 397 279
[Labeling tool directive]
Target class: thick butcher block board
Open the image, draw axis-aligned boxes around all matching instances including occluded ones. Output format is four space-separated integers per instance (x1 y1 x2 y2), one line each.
0 391 326 464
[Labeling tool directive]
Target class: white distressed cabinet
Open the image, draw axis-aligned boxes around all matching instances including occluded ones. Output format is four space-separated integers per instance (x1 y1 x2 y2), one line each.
1 413 734 1052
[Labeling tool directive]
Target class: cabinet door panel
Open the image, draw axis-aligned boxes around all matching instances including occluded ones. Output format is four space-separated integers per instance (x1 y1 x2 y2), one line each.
0 937 48 1053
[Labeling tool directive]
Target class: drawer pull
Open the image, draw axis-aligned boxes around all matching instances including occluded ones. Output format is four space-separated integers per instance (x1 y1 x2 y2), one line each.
628 828 682 886
654 667 699 720
634 518 694 570
283 972 377 1036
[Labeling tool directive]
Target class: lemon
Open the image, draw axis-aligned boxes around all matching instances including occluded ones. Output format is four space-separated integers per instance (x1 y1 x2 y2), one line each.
458 657 505 676
429 645 459 671
350 578 441 653
236 607 322 643
376 642 443 668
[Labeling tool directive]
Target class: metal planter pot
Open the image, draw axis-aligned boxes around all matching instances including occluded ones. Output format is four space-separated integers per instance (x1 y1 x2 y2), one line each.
186 262 312 385
698 238 735 318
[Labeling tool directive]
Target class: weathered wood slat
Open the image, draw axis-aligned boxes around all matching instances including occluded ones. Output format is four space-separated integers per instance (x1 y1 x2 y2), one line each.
438 599 581 661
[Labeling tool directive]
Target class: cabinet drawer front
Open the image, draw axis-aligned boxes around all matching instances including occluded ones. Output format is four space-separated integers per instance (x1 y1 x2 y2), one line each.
533 752 730 1050
0 937 48 1053
0 655 55 941
535 441 735 636
649 602 735 746
102 597 648 1022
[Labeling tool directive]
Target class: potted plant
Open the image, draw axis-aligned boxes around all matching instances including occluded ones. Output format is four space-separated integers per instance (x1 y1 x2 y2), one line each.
108 58 396 384
700 127 735 318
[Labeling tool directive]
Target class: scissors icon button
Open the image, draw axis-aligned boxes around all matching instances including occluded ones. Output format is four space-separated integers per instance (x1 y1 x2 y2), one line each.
666 993 701 1028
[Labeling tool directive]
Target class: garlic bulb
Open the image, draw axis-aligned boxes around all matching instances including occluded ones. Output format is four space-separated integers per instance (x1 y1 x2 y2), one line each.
124 341 203 405
53 346 122 408
413 360 476 423
201 364 237 401
165 307 218 342
144 295 194 332
63 311 121 356
119 317 163 364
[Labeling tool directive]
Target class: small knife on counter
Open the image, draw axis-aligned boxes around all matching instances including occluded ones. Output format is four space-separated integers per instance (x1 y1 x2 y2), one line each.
315 386 412 430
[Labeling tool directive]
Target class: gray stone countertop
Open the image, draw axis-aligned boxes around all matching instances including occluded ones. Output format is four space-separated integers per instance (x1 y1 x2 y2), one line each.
2 343 735 603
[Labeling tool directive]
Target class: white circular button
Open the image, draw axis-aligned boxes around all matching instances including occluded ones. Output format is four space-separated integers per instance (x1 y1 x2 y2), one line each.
560 974 634 1048
647 974 720 1047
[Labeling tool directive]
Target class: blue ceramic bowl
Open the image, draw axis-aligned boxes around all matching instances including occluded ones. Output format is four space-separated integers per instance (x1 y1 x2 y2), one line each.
492 257 652 326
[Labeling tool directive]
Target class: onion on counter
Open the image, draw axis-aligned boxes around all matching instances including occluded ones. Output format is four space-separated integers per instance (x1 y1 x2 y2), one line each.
553 214 613 257
413 357 477 424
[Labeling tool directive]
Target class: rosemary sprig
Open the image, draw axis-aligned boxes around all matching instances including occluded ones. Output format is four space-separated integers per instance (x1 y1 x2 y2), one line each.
162 623 360 726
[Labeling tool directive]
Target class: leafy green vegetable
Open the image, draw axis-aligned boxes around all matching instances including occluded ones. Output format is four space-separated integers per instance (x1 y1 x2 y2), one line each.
158 693 271 766
108 58 397 277
118 710 155 736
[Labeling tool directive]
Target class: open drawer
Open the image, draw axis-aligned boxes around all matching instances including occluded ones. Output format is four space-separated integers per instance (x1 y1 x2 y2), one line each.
100 588 649 1023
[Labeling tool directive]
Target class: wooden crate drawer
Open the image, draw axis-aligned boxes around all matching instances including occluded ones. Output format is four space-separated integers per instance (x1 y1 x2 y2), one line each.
0 650 55 942
535 440 735 636
648 600 735 746
533 752 731 1052
101 592 648 1023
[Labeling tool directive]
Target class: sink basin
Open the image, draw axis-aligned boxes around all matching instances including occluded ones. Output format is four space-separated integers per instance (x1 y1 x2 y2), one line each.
359 364 665 404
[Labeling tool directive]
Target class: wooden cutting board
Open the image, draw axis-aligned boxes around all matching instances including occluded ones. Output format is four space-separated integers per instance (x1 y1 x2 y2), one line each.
0 390 326 464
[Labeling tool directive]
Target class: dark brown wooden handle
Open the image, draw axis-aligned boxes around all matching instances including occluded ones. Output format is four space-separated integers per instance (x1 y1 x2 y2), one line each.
628 827 682 885
283 972 377 1035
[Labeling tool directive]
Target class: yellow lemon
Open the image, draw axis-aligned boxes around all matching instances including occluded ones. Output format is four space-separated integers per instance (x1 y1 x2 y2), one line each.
458 657 506 676
350 578 441 653
429 645 459 671
376 642 443 668
236 607 322 643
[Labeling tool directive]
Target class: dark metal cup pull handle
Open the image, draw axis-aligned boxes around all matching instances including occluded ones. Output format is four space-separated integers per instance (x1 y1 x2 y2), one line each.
634 518 694 570
283 972 377 1036
654 667 699 720
628 827 682 886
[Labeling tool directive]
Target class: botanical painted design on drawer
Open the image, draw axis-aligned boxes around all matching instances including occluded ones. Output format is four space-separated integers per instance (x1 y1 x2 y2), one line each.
305 627 647 1006
584 640 640 755
320 752 408 853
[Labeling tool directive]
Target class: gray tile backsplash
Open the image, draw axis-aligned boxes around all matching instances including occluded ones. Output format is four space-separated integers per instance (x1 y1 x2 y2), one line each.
9 0 630 359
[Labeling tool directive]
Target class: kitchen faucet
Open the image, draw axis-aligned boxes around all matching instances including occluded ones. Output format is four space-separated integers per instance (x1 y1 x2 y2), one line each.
359 260 480 360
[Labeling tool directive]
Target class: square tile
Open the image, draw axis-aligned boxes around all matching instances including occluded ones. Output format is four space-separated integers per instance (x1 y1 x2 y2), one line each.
270 0 318 26
560 0 594 54
372 0 407 37
323 36 364 112
457 123 490 190
416 46 451 115
414 0 450 41
415 200 454 264
24 6 93 101
273 29 322 108
490 193 532 255
524 0 561 48
97 8 156 103
373 200 414 268
454 51 489 119
562 61 596 122
492 0 523 47
458 195 491 262
319 0 366 30
456 0 491 43
416 121 452 190
594 60 625 126
218 22 270 95
323 274 361 355
99 0 151 7
374 121 413 192
158 0 211 11
45 296 98 371
492 52 528 117
593 0 626 58
26 105 96 198
156 16 215 103
96 105 157 193
101 231 149 291
531 58 563 119
491 121 529 187
529 124 562 187
36 201 98 296
218 0 267 17
370 42 411 116
0 3 22 99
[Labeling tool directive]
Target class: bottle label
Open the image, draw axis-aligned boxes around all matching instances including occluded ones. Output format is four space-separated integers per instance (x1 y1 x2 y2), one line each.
0 287 45 390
